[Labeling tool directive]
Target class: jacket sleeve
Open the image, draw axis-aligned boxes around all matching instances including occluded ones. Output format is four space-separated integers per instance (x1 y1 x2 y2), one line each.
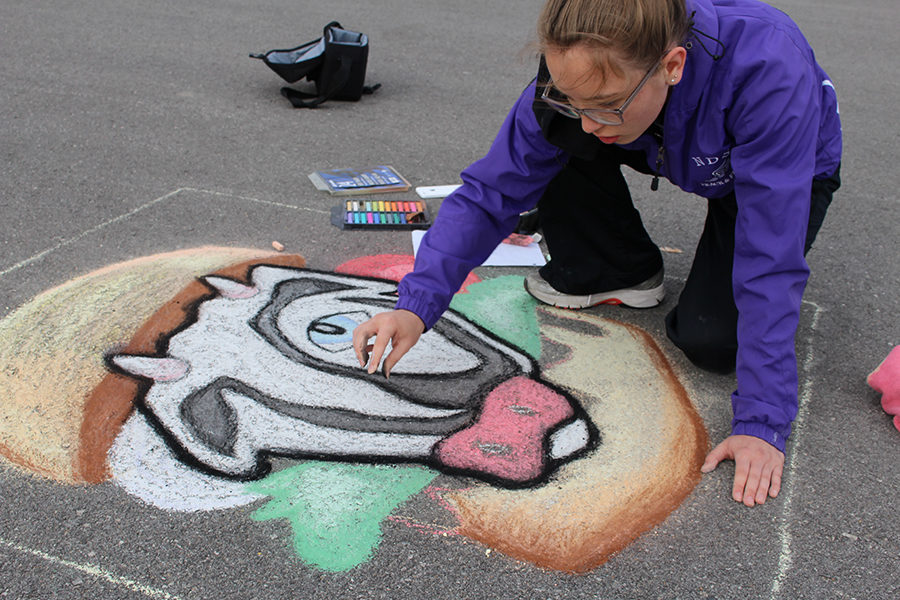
726 28 823 452
396 82 566 329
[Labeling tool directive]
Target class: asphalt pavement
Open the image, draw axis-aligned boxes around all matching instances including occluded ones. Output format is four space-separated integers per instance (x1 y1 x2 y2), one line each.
1 0 897 598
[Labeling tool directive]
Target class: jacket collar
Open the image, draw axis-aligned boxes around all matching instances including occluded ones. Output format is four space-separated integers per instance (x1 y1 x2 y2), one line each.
670 0 723 116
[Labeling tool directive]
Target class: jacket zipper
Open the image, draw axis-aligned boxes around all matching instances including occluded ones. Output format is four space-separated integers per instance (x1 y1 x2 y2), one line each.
651 143 664 191
651 121 665 191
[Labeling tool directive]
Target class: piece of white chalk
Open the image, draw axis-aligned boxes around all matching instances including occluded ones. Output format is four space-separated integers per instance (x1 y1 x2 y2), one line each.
415 185 462 199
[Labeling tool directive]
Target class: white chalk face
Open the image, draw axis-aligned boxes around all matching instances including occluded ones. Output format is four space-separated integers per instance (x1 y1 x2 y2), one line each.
109 266 593 484
275 302 482 374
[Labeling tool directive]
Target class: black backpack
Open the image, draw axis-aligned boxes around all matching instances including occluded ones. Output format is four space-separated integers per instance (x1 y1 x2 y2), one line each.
250 21 380 108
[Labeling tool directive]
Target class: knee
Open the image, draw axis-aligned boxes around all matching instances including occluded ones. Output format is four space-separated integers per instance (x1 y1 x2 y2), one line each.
665 308 736 374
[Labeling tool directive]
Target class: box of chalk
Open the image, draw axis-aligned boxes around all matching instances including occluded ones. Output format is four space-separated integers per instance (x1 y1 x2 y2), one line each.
330 199 433 230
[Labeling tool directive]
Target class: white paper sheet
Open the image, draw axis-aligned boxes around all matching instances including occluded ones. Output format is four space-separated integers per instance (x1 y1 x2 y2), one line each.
411 230 546 267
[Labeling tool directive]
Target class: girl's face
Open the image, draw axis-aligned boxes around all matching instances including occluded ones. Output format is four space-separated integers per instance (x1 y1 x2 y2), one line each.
544 45 686 145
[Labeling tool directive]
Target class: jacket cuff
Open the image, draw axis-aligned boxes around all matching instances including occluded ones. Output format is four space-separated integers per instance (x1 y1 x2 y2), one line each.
394 295 441 331
731 421 788 453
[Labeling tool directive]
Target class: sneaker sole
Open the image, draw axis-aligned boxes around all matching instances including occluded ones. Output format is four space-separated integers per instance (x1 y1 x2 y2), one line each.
524 279 665 310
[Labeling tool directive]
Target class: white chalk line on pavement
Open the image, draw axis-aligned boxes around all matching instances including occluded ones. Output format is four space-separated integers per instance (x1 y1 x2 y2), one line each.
0 537 185 600
179 186 330 215
769 300 823 599
0 189 180 280
0 187 326 281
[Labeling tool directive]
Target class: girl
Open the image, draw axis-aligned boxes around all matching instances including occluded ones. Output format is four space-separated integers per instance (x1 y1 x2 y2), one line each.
352 0 841 507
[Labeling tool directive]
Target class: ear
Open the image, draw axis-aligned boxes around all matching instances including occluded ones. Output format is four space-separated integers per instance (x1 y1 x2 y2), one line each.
111 355 190 382
204 276 259 299
663 46 687 85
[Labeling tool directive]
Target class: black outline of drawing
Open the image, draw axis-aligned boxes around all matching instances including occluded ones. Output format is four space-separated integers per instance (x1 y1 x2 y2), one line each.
105 266 599 490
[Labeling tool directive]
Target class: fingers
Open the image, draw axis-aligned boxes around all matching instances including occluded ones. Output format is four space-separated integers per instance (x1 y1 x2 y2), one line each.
351 318 390 373
769 465 782 499
732 456 753 505
754 464 774 506
381 313 425 377
703 435 785 507
735 459 775 507
352 323 375 367
351 310 425 376
735 460 770 507
382 337 414 378
700 442 730 473
366 328 392 374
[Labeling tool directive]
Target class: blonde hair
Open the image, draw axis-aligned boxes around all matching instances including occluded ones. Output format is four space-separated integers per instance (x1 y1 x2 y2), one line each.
538 0 689 75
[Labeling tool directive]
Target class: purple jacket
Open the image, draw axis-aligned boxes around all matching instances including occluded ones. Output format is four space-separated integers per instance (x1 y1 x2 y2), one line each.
396 0 842 451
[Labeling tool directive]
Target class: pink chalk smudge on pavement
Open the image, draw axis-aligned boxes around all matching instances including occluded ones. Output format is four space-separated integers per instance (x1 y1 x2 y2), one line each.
336 255 481 292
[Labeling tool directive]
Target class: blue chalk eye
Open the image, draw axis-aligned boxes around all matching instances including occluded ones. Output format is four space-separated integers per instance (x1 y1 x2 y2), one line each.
308 313 365 352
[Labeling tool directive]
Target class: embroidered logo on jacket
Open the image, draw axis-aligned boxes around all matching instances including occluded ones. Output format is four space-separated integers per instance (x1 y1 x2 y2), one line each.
693 150 733 188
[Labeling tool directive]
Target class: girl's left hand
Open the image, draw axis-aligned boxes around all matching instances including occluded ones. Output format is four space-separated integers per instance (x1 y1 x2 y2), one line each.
701 434 785 507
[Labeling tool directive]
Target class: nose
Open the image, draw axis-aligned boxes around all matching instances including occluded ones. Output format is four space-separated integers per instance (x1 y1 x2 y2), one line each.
580 114 602 135
433 375 584 484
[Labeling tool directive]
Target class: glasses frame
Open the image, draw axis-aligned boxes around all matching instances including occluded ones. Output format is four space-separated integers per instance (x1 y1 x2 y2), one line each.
540 61 661 126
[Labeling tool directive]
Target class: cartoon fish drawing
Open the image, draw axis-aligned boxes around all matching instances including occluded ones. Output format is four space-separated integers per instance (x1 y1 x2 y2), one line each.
109 266 596 487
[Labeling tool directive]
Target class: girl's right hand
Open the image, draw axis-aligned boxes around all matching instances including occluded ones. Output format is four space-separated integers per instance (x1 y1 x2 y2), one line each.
352 309 425 378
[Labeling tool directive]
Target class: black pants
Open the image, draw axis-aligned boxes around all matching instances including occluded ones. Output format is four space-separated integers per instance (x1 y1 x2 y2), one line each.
536 147 841 374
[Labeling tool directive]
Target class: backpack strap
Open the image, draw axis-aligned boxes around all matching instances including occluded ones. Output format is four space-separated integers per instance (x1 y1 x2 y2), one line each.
280 53 353 108
280 59 381 108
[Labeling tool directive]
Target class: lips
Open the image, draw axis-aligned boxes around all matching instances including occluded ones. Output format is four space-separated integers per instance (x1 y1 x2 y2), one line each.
597 136 620 144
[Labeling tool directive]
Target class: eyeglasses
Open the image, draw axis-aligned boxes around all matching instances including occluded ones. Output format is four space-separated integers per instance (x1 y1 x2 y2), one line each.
540 61 660 126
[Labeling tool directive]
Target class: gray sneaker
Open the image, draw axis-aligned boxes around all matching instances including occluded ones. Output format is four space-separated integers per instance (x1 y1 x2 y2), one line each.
524 269 665 309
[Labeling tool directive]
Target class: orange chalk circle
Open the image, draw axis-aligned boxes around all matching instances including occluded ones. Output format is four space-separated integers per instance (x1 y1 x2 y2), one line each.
449 309 707 573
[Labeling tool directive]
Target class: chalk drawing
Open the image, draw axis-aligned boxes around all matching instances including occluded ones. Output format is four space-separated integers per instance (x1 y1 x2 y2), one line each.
0 247 301 484
246 462 436 572
108 266 595 487
449 310 708 572
0 247 708 573
449 275 542 359
333 254 482 293
109 408 263 511
388 486 464 537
